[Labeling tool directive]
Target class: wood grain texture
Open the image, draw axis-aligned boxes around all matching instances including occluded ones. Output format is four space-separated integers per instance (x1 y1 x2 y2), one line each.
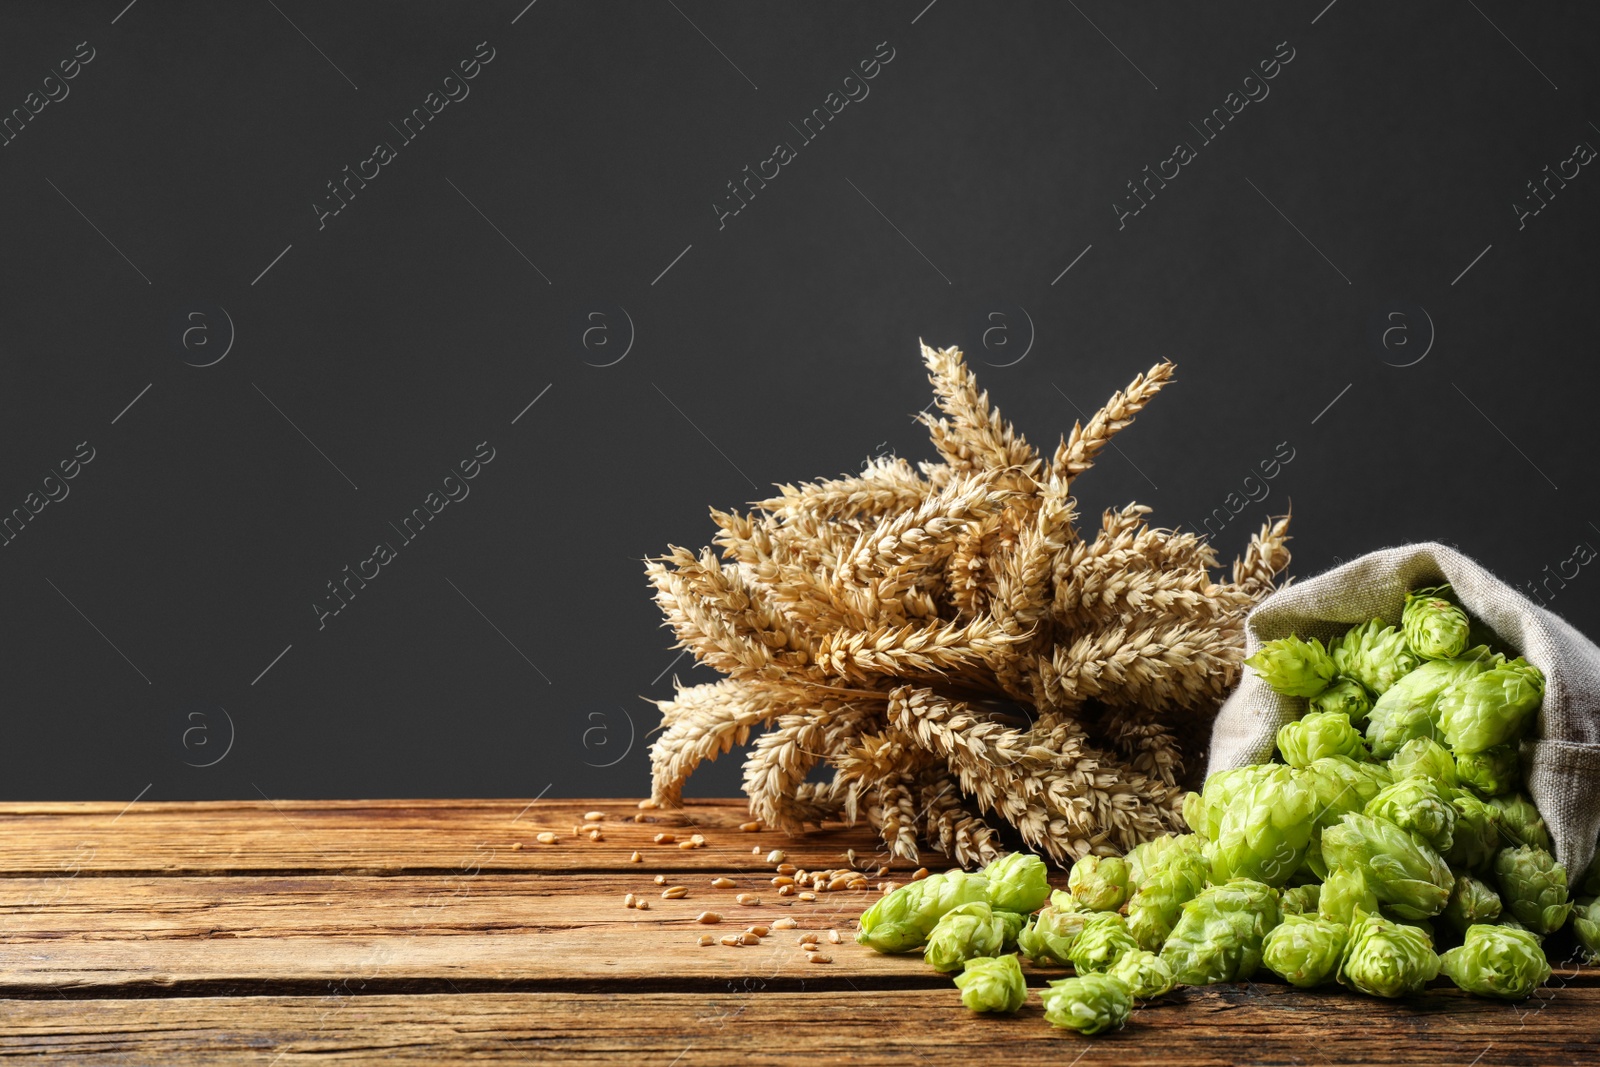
0 798 1590 1066
0 798 908 875
1 988 1595 1066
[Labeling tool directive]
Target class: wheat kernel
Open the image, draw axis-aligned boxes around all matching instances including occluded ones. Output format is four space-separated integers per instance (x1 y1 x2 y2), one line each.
696 911 722 924
747 925 769 937
735 893 760 906
623 893 636 908
775 863 797 876
807 952 832 964
766 849 786 864
662 885 689 899
739 820 762 832
678 840 698 850
797 932 819 944
911 868 929 881
771 876 795 888
827 929 842 944
698 934 715 947
752 846 762 854
720 935 742 947
535 832 558 845
654 833 676 844
635 900 650 910
629 851 643 863
771 917 798 929
584 811 605 822
711 877 736 889
777 884 796 897
588 830 604 842
510 842 523 851
798 892 817 902
655 875 668 885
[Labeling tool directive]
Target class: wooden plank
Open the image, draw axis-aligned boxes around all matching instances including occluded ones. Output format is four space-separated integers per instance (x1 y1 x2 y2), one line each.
0 799 917 876
0 987 1594 1066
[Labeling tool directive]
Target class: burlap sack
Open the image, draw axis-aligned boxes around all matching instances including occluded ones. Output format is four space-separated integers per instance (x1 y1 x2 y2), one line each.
1208 541 1600 882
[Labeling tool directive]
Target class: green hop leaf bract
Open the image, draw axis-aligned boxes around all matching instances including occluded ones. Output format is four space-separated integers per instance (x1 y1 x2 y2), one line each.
1332 620 1421 697
1402 585 1471 660
1106 948 1175 999
1386 737 1459 790
1486 794 1553 851
1493 845 1573 936
1310 677 1374 724
1263 913 1349 988
1441 872 1503 935
1245 635 1336 697
1041 973 1133 1035
1443 792 1503 873
1440 923 1551 999
1159 878 1281 985
1320 813 1454 920
1068 854 1132 912
1280 883 1322 916
1337 911 1440 998
981 852 1051 913
952 953 1027 1013
1455 744 1520 797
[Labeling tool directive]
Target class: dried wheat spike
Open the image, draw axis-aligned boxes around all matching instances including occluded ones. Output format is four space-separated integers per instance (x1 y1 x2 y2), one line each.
644 341 1290 866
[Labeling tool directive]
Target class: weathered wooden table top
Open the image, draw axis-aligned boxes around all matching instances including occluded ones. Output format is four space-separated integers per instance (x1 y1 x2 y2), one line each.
0 798 1592 1065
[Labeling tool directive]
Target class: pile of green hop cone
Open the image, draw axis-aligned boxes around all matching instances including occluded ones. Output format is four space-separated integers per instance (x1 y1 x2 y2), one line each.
856 583 1600 1032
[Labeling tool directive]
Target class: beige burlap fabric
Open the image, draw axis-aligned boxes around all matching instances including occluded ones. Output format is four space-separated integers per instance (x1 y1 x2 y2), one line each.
1208 541 1600 882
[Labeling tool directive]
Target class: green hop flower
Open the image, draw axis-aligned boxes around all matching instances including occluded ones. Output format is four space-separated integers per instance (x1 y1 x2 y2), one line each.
1485 794 1553 851
1442 872 1503 935
952 953 1027 1013
1319 865 1381 925
1440 923 1551 999
1310 677 1374 724
1437 659 1545 755
1281 883 1322 916
1402 585 1472 660
1277 710 1368 768
1126 832 1205 885
1067 911 1140 974
1332 619 1422 696
1185 765 1277 841
1068 855 1132 912
1337 911 1440 998
1298 755 1392 832
1016 904 1091 967
1042 973 1133 1035
1364 648 1504 755
1206 764 1317 887
1106 948 1175 999
856 870 988 953
1443 792 1503 873
994 909 1027 952
1245 634 1337 697
1387 737 1459 790
1125 838 1210 951
925 901 1008 972
1320 813 1454 920
1573 898 1600 962
1160 878 1281 985
1455 744 1520 797
1263 913 1349 987
1364 776 1456 854
1493 845 1573 936
982 852 1052 913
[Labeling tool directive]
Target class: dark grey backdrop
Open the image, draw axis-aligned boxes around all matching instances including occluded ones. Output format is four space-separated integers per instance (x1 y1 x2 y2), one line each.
2 1 1596 803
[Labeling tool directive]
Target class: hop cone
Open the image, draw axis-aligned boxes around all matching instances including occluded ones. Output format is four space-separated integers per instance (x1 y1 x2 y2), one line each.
1068 911 1140 974
1206 765 1316 887
1106 948 1175 999
1387 737 1459 790
1444 792 1503 873
1440 923 1551 999
1042 973 1133 1035
1456 744 1519 797
1494 845 1573 935
1246 635 1336 697
1159 878 1281 985
982 852 1051 913
994 908 1027 952
1068 855 1132 912
1337 911 1439 998
1281 883 1322 916
1362 654 1489 757
1365 776 1456 854
1126 832 1204 886
1320 813 1454 919
1125 837 1210 951
857 870 988 952
1332 619 1421 696
1442 872 1503 934
1016 904 1090 967
1310 677 1373 724
1574 898 1600 963
925 901 1008 972
1402 585 1471 660
1486 794 1552 851
1319 865 1380 925
953 953 1027 1013
1437 659 1545 754
1298 756 1391 832
1277 711 1368 768
1185 765 1278 842
1263 913 1348 987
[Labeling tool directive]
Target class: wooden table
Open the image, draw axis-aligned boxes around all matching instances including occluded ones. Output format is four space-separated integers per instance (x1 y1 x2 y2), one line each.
0 798 1593 1065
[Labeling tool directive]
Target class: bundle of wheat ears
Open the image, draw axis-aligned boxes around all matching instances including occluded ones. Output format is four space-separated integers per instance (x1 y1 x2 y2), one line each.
645 342 1291 866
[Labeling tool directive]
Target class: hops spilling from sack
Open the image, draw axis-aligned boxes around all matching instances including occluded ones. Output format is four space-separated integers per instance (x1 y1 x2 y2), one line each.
645 342 1291 863
851 586 1600 1029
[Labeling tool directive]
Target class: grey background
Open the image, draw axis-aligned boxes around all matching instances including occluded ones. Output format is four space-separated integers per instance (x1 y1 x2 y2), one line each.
1 1 1595 803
